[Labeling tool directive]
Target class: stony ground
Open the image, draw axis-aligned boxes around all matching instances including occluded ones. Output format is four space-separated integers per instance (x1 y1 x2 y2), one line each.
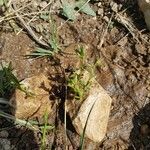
0 0 150 149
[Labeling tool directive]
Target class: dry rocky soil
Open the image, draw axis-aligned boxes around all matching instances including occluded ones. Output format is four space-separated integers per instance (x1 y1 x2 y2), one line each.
0 0 150 149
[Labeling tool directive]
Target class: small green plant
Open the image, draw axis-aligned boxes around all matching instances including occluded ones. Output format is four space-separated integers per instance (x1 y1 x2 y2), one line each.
68 70 90 100
61 0 96 20
40 110 54 150
29 16 60 58
0 63 31 97
67 46 94 101
75 46 85 63
0 63 21 97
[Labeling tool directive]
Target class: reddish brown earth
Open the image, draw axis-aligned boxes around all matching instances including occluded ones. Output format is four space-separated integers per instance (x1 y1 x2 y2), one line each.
0 0 150 149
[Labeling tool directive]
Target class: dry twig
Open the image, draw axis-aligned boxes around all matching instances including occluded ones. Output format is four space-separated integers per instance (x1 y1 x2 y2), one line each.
12 3 49 48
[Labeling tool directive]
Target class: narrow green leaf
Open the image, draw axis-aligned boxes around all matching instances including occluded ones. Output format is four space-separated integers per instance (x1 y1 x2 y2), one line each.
0 110 38 130
35 48 53 54
30 53 49 56
76 1 96 16
79 100 96 150
0 0 4 6
62 1 76 20
0 98 14 108
39 125 54 130
40 14 49 21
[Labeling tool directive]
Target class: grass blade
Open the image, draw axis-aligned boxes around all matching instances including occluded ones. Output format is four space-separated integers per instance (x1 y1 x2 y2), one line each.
0 110 38 130
40 110 54 150
0 98 14 108
79 100 96 150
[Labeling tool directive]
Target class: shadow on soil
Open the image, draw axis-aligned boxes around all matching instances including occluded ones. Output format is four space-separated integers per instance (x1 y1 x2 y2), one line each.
128 103 150 150
48 72 77 133
0 98 39 150
0 91 39 149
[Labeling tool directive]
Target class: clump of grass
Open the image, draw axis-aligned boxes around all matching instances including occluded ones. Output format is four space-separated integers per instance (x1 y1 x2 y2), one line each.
0 63 31 97
0 63 21 97
67 69 92 100
29 16 60 58
40 110 54 150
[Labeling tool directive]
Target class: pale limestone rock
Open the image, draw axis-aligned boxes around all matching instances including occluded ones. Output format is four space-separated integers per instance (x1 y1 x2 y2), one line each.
138 0 150 30
10 74 52 119
73 80 112 143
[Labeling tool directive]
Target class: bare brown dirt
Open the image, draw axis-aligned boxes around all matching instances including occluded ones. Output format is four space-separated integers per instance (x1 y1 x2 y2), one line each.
0 0 150 149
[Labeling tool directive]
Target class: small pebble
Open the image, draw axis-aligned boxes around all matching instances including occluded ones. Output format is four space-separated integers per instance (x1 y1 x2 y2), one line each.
97 8 104 16
141 124 150 135
0 139 11 150
103 16 109 22
39 1 48 8
110 2 118 12
98 2 102 7
0 131 9 138
32 1 38 8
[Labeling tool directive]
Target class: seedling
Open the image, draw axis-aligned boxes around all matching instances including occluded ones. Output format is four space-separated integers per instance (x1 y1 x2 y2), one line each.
68 70 88 100
75 45 85 64
40 110 54 150
67 46 94 101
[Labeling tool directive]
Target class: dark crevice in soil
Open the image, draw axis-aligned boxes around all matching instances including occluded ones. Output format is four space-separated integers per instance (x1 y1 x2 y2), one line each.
129 103 150 149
